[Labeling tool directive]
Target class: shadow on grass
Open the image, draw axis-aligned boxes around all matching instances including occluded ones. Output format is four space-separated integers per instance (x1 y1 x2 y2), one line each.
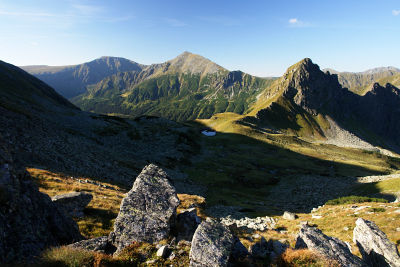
183 121 399 216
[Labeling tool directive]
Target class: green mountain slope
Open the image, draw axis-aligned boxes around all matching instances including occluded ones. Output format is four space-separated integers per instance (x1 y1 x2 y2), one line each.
72 52 275 121
21 57 144 98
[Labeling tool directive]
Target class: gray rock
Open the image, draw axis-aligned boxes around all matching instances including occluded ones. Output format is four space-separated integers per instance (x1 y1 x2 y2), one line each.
156 245 169 258
283 211 296 220
353 218 400 267
231 237 248 259
189 218 235 267
52 191 93 218
176 208 201 241
109 164 180 254
249 237 268 258
272 240 288 256
0 143 82 264
295 224 364 267
69 236 115 254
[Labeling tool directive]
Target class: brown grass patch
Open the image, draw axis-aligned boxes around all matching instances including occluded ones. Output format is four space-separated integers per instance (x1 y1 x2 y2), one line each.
275 248 340 267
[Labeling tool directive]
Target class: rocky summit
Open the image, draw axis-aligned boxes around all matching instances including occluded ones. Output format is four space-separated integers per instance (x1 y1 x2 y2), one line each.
109 164 180 254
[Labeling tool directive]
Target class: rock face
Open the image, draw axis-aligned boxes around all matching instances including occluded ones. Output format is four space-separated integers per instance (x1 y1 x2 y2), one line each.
0 137 82 264
109 164 180 254
295 224 364 267
353 218 400 267
189 218 235 267
69 236 114 254
52 191 93 217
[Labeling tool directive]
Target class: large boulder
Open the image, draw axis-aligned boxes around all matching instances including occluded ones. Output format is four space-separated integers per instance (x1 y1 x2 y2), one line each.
189 218 235 267
295 224 364 267
0 138 82 264
52 191 93 217
353 218 400 267
109 164 180 254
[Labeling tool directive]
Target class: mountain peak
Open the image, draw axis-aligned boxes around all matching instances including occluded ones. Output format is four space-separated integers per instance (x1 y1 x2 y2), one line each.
167 52 225 75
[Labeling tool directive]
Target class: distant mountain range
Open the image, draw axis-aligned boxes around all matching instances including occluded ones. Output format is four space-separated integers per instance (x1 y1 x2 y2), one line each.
18 54 400 151
323 66 400 95
22 57 143 98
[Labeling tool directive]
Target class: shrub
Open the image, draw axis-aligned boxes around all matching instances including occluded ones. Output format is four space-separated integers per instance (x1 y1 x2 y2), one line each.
275 248 339 267
325 196 388 205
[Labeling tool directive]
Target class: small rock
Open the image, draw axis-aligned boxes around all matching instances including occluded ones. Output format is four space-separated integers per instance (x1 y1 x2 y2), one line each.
283 211 296 220
156 245 169 258
168 252 176 260
312 215 322 219
69 236 115 254
52 191 93 218
343 227 349 231
176 208 201 241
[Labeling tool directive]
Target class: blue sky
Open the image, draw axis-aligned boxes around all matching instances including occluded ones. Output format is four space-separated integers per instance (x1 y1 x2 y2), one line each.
0 0 399 76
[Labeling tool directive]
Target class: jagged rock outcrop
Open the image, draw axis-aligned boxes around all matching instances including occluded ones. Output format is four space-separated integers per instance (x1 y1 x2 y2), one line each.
176 208 201 241
0 136 82 264
353 218 400 267
109 164 180 254
69 236 115 254
295 224 364 267
52 191 93 217
189 218 235 267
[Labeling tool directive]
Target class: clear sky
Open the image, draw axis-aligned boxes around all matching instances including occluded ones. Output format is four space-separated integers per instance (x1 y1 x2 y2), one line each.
0 0 399 76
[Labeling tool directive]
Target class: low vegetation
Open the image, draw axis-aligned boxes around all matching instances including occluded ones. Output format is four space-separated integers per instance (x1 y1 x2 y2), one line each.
325 196 388 205
274 249 339 267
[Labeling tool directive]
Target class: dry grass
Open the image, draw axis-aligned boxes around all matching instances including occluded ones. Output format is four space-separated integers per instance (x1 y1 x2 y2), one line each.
28 168 207 239
28 168 126 238
274 248 340 267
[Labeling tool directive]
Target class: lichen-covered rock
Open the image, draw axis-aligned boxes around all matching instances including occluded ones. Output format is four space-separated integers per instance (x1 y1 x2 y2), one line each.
0 137 82 264
353 218 400 267
295 224 364 267
109 164 180 254
189 218 235 267
69 236 115 254
176 208 201 241
52 191 93 218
